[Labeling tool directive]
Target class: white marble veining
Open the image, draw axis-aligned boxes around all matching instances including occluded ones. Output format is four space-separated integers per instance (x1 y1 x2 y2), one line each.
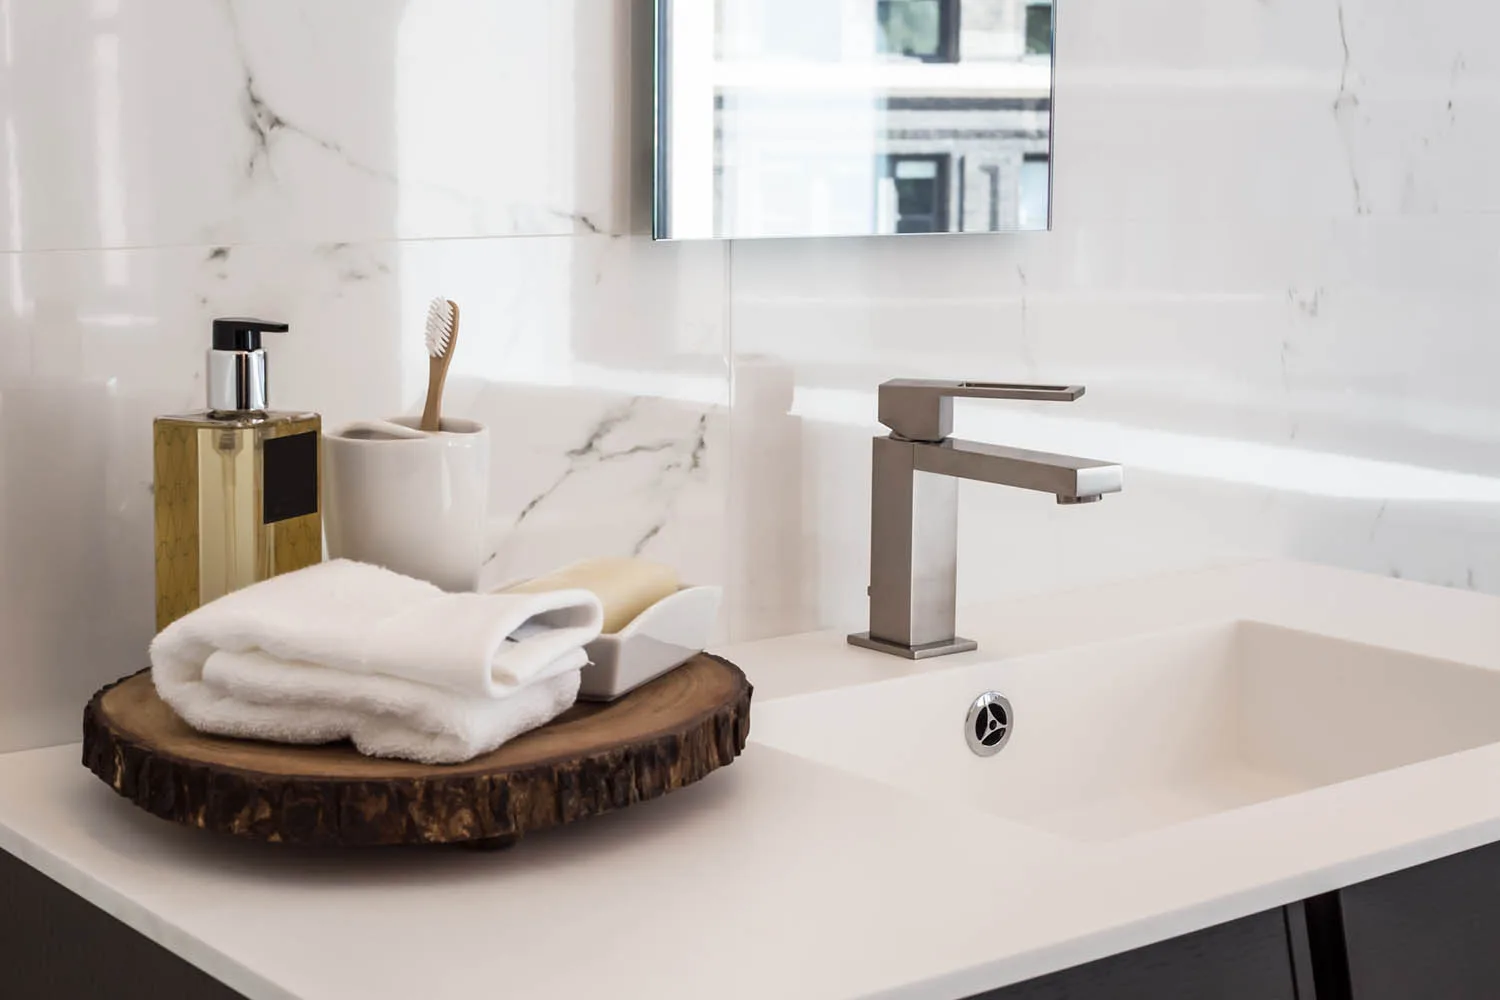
0 233 726 752
724 0 1500 637
0 0 647 251
4 0 1500 749
726 215 1500 635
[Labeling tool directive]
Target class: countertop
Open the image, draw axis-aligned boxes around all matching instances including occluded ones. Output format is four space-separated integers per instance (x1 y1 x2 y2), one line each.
3 560 1500 1000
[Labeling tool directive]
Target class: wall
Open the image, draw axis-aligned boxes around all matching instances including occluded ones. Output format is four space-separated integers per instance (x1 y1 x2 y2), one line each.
3 0 1498 752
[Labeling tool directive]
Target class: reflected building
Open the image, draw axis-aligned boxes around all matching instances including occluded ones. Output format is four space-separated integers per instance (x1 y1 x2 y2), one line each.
673 0 1052 238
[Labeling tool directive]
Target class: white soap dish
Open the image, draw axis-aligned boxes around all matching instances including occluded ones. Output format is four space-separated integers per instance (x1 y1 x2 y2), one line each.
579 585 723 701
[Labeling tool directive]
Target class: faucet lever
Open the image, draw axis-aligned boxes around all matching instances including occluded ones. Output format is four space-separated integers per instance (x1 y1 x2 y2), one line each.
878 378 1085 443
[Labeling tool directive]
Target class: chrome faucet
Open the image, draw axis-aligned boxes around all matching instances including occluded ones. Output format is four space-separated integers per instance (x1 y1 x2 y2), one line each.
848 379 1123 659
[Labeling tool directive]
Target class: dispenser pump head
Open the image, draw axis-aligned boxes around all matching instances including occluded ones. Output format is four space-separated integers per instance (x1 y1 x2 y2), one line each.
207 317 289 413
212 317 289 352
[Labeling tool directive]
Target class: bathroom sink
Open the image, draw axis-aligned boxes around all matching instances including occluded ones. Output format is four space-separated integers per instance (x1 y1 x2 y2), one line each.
753 622 1500 842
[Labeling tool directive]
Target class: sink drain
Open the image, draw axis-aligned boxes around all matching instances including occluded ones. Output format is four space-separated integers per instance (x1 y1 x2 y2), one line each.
965 692 1012 757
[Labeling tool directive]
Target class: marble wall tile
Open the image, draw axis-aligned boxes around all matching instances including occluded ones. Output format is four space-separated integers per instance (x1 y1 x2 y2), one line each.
1056 0 1500 222
7 0 1500 750
718 0 1500 640
0 0 651 252
0 233 727 752
725 201 1500 636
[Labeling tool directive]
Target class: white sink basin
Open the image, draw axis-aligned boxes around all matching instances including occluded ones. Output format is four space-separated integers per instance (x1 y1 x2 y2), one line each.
753 621 1500 842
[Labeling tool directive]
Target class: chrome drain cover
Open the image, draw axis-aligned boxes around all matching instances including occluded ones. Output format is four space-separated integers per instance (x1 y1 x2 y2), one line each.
965 692 1013 756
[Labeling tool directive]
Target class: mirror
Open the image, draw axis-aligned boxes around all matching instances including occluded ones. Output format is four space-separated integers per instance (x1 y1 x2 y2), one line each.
653 0 1055 241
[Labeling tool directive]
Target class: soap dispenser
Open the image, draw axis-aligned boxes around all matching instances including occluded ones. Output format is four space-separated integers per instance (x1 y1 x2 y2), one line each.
153 318 322 630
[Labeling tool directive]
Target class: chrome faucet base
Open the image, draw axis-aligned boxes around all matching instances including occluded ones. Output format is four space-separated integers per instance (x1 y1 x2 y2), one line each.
856 379 1123 660
847 632 978 660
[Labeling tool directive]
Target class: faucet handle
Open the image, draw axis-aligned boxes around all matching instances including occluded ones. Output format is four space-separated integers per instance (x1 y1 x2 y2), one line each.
878 378 1085 442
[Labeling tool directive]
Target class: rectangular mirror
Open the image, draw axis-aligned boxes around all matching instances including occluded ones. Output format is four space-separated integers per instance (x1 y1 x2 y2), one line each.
653 0 1055 241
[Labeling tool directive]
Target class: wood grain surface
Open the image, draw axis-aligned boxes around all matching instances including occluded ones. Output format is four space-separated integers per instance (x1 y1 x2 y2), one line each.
81 653 751 847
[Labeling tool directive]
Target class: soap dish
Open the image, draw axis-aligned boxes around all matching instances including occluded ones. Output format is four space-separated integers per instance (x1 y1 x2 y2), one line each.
580 585 723 701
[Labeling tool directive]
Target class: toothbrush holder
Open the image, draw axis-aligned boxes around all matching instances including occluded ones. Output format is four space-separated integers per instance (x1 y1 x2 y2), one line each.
323 416 490 592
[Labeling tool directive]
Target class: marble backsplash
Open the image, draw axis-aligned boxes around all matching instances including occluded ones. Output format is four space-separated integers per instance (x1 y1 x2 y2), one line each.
3 0 1499 751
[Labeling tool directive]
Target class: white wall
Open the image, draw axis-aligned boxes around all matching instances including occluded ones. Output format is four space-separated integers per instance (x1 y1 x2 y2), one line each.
2 0 1498 751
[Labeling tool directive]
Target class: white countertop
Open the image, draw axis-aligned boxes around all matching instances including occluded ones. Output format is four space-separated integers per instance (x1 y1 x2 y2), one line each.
3 560 1500 1000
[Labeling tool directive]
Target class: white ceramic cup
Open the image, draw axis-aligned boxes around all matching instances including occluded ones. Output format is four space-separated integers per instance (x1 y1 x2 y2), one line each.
323 416 490 592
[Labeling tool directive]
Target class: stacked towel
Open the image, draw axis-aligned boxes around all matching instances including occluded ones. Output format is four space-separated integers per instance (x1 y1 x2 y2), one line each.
149 559 604 764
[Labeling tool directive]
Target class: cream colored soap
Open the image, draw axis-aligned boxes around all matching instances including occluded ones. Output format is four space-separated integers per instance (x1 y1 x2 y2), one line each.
505 557 680 634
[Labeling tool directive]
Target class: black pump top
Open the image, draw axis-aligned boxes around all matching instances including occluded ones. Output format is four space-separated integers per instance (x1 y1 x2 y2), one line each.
212 317 290 352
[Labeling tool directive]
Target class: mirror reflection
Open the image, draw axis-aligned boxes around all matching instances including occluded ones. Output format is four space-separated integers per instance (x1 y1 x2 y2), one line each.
654 0 1055 241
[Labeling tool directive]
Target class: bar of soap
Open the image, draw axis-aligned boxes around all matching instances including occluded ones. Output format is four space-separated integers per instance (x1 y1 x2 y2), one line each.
505 557 680 634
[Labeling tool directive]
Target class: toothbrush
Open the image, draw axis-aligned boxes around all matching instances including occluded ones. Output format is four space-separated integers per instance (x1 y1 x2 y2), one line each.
420 297 459 432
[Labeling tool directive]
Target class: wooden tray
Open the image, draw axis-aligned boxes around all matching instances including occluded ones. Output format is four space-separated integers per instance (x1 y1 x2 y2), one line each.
82 653 751 848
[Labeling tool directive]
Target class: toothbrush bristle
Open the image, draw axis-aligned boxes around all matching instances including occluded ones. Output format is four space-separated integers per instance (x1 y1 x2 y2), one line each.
424 297 454 358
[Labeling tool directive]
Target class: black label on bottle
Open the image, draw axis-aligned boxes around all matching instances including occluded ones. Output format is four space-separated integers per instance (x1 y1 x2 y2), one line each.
263 431 319 525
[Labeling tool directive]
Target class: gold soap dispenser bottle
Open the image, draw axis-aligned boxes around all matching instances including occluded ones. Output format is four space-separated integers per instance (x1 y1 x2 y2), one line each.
154 318 322 630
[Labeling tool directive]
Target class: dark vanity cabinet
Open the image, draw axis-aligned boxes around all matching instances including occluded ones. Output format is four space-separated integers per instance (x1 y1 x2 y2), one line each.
1333 839 1500 1000
0 847 242 1000
978 839 1500 1000
973 908 1303 999
11 839 1500 999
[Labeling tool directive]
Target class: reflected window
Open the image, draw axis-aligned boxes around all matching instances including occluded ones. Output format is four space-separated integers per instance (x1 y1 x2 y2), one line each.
658 0 1057 239
877 0 959 62
883 155 950 233
1018 154 1049 229
1025 2 1053 56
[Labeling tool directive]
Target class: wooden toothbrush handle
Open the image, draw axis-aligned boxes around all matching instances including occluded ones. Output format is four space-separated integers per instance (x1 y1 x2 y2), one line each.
421 355 446 432
420 301 459 433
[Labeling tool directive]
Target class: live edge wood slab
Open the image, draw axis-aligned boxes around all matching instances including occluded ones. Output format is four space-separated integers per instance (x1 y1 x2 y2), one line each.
81 653 752 848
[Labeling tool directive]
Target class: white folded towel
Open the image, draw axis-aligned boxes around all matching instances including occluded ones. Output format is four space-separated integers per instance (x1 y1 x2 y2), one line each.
150 559 604 764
